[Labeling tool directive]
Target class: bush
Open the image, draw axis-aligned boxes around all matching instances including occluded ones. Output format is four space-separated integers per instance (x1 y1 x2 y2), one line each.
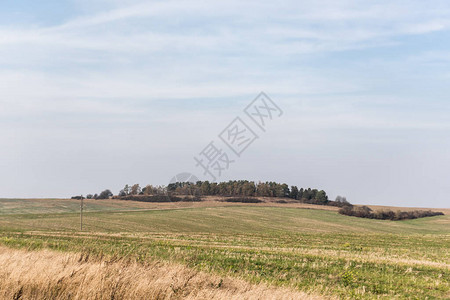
328 197 353 208
97 189 113 199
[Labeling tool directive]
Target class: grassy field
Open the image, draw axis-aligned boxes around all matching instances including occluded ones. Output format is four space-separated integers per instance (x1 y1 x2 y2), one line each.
0 198 449 299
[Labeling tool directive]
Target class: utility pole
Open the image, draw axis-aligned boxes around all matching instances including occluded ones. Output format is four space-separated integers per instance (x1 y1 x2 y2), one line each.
80 195 84 231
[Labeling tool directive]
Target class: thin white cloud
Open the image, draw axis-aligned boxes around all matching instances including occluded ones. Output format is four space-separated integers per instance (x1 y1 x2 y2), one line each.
1 0 448 110
2 1 450 50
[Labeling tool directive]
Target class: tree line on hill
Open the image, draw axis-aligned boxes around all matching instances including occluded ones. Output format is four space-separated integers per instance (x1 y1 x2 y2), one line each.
71 181 444 220
71 189 113 200
167 180 336 205
73 180 350 206
137 180 340 206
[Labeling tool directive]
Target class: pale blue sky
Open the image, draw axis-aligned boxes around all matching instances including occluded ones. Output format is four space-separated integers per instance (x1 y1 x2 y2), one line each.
1 1 450 207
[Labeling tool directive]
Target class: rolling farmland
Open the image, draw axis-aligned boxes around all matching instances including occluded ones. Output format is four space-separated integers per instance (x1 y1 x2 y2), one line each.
0 198 449 299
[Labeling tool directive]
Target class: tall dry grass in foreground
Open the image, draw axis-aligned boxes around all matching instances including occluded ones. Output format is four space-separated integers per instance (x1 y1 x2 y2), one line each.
0 247 323 300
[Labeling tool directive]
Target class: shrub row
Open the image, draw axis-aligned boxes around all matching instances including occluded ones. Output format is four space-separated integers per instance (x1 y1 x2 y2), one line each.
117 195 202 203
221 197 263 203
339 206 444 221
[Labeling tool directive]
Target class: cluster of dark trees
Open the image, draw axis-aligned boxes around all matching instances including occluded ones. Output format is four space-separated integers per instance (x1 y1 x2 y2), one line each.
167 180 331 205
339 205 444 221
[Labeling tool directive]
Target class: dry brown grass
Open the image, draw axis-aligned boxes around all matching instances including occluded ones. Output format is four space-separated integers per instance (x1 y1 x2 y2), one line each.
0 247 325 300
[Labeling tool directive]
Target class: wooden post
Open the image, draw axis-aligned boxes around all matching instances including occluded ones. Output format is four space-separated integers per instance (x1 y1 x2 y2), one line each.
80 196 84 231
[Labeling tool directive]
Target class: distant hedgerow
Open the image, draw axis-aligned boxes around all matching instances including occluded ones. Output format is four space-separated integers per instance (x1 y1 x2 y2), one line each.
118 195 202 203
339 206 444 221
221 197 263 203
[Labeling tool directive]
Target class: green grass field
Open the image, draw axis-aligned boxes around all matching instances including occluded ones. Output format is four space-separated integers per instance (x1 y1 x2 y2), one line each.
0 199 449 299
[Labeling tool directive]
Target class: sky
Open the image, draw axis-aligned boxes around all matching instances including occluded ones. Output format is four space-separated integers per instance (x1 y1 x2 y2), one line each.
1 0 450 208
